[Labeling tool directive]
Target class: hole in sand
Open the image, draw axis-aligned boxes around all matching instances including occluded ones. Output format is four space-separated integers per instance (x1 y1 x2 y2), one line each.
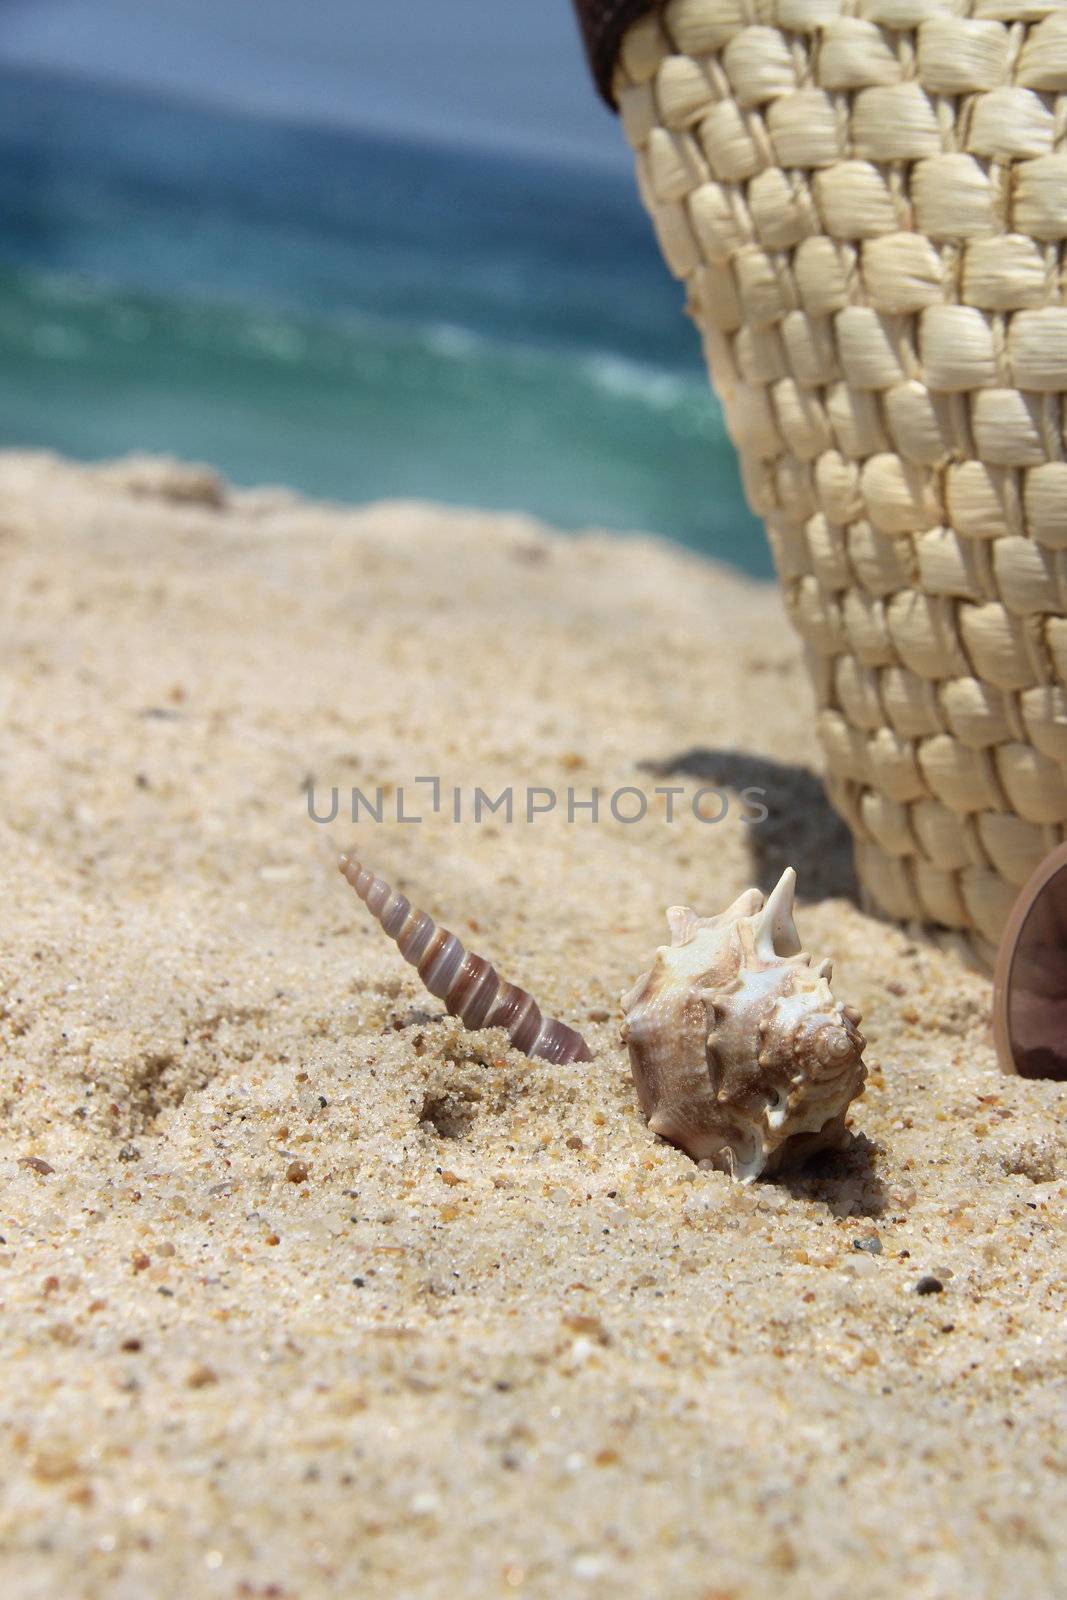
1001 1140 1058 1185
122 1049 216 1136
419 1088 478 1140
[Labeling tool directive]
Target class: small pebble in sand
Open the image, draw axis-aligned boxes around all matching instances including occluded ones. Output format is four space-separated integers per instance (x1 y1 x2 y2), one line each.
19 1156 54 1175
31 1448 81 1483
853 1235 882 1254
563 1314 611 1346
915 1276 944 1295
187 1364 219 1388
131 1252 150 1272
286 1160 308 1184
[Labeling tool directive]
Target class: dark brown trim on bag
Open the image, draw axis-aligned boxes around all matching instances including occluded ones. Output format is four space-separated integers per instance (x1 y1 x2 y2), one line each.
571 0 658 107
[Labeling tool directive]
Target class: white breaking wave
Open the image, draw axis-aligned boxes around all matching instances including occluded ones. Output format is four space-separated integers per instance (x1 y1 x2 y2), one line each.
579 351 702 411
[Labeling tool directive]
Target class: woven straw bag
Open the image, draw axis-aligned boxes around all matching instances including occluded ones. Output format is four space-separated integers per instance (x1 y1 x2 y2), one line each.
613 0 1067 970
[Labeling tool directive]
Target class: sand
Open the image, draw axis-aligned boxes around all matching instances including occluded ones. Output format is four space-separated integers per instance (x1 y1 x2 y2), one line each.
0 449 1064 1599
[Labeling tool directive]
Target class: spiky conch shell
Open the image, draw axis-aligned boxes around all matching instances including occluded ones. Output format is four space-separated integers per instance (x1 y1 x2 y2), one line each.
339 855 591 1065
620 869 866 1181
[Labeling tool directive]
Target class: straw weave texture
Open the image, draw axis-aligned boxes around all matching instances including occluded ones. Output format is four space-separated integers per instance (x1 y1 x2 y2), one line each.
617 0 1067 969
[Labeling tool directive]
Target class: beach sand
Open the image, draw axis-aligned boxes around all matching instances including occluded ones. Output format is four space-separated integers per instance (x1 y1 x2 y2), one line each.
0 450 1063 1599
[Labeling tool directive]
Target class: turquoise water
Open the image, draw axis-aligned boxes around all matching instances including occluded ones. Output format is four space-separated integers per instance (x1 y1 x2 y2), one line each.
0 68 768 573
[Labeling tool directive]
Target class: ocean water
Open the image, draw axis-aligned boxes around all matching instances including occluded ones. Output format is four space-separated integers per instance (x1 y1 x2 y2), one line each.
0 68 768 573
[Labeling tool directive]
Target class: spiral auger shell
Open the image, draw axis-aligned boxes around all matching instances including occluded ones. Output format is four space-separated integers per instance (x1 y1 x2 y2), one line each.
338 855 592 1065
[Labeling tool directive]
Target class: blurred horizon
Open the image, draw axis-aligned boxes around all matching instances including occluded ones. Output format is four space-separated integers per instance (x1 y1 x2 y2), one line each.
0 0 630 171
0 55 616 180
